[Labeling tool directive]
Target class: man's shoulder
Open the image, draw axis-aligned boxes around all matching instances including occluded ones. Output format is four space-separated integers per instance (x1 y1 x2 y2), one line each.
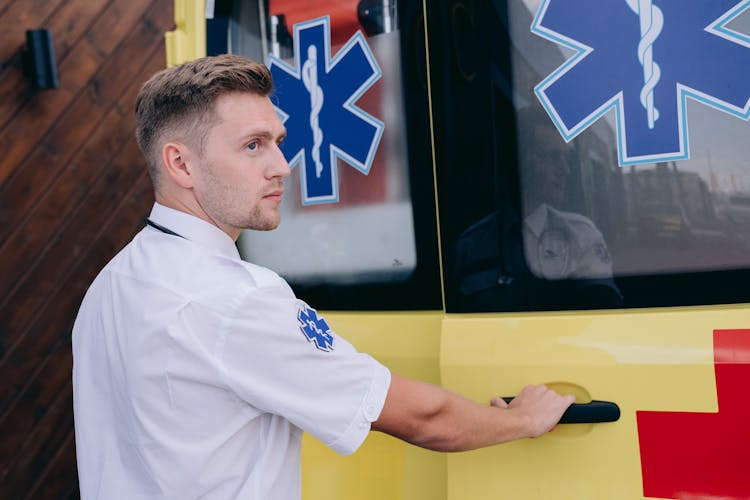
96 231 296 306
229 257 287 290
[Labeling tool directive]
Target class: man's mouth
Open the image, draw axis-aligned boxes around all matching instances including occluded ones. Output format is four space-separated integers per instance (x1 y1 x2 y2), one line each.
264 189 284 203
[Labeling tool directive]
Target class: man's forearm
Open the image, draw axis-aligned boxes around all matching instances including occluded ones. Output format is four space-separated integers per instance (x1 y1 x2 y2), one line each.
372 373 573 452
398 389 530 452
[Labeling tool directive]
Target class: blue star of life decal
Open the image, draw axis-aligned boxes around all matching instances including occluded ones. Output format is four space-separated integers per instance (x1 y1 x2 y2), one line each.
268 16 384 204
298 305 335 352
532 0 750 165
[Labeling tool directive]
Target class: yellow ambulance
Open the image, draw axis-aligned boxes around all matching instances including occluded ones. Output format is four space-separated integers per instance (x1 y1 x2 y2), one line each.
168 1 750 498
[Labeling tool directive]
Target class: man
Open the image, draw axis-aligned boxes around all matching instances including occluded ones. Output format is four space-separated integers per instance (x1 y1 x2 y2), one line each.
72 55 573 499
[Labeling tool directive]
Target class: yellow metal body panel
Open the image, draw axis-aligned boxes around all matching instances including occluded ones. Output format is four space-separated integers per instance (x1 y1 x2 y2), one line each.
441 304 750 499
302 311 446 500
166 0 206 67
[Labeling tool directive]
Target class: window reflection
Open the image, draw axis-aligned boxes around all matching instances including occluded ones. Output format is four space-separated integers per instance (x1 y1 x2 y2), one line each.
451 0 750 312
509 0 750 278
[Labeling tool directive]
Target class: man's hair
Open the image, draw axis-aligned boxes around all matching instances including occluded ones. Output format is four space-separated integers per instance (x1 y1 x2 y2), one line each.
135 54 273 186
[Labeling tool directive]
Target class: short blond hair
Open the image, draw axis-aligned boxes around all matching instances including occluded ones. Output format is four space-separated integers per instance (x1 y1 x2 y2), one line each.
135 54 273 185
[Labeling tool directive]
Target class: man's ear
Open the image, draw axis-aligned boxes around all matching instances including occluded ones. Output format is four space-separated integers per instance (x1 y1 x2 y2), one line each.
161 142 197 189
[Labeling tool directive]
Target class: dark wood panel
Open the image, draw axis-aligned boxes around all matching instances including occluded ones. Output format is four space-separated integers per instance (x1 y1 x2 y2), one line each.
0 382 74 494
0 59 157 312
0 334 72 471
0 2 12 19
48 0 110 57
0 0 157 183
23 434 79 500
0 2 173 260
87 0 159 56
0 0 106 135
0 0 64 63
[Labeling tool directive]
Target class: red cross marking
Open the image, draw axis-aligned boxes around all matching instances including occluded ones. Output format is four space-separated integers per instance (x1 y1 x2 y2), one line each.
636 329 750 499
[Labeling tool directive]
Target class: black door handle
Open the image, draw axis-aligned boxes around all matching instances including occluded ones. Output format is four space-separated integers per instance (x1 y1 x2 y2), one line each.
502 398 620 424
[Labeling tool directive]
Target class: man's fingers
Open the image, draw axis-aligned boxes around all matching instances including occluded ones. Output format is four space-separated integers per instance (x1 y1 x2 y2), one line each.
490 397 509 409
504 385 577 437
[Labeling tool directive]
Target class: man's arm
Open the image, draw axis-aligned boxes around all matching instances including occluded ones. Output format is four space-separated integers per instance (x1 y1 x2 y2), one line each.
371 372 574 452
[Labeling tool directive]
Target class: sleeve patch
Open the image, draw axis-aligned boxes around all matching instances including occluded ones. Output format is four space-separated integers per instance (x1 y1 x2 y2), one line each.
298 305 335 352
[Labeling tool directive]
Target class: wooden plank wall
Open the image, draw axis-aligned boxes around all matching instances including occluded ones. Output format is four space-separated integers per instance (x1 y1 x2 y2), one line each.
0 0 174 497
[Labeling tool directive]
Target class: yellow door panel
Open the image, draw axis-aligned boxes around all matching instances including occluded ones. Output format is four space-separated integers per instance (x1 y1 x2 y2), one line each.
302 311 446 500
441 304 749 499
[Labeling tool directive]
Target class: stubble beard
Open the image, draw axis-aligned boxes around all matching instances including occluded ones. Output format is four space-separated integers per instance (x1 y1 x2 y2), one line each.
247 204 281 231
200 163 281 233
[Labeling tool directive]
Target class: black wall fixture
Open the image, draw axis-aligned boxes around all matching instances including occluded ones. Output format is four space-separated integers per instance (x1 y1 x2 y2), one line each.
22 29 59 89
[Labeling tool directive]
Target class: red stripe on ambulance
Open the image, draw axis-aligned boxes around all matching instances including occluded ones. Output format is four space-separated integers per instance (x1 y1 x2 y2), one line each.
637 329 750 499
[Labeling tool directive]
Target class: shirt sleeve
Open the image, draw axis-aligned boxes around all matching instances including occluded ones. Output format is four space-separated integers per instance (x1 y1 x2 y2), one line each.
216 282 391 456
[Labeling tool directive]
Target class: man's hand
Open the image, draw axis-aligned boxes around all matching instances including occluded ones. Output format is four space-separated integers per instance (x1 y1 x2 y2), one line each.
490 385 575 438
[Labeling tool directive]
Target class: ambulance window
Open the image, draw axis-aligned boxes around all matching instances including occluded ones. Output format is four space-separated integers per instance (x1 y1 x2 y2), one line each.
217 1 441 310
433 0 750 312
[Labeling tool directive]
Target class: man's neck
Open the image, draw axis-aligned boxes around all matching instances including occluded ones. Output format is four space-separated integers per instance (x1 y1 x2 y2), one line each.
154 191 240 241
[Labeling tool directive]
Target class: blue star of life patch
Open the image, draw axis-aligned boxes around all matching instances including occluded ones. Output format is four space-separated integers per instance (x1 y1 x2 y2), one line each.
298 305 335 352
531 0 750 166
268 16 384 205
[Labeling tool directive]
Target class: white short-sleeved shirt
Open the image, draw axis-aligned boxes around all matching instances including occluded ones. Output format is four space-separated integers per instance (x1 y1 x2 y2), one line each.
72 203 391 500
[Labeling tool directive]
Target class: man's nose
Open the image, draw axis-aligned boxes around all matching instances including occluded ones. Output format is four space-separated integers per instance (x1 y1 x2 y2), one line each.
269 144 291 178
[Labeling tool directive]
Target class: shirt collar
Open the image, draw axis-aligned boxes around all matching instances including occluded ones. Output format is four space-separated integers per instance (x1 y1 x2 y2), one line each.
148 202 241 260
523 203 550 239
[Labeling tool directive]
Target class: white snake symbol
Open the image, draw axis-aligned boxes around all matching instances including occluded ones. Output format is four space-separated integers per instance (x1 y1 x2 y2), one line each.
626 0 664 129
302 45 325 178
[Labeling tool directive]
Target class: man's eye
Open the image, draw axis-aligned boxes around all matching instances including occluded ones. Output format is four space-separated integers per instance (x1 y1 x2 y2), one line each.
247 141 259 151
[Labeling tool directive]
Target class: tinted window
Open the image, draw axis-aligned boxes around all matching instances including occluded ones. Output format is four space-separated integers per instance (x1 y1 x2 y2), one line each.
431 0 750 312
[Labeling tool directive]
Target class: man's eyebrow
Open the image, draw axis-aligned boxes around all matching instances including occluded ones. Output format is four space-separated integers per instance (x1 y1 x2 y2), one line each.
239 129 271 140
238 128 287 142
